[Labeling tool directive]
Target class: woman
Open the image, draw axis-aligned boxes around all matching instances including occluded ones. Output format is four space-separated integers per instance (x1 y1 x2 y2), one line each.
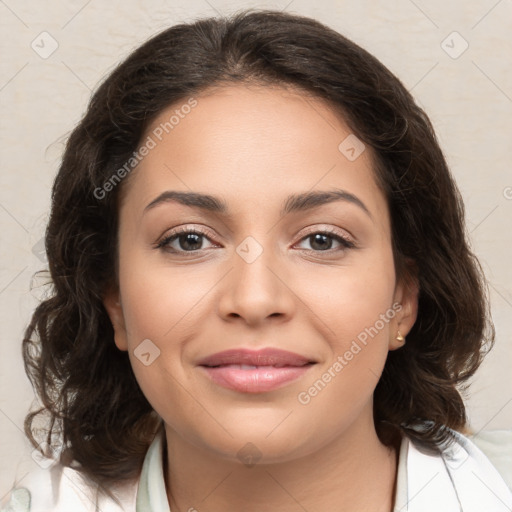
2 8 511 512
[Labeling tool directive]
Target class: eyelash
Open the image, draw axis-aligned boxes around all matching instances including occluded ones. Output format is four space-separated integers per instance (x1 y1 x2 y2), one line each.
155 225 356 256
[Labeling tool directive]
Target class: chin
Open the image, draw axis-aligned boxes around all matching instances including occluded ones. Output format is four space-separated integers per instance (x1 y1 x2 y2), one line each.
195 421 317 465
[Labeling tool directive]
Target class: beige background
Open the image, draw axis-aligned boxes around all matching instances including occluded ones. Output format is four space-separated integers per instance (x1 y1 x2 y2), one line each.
1 0 511 495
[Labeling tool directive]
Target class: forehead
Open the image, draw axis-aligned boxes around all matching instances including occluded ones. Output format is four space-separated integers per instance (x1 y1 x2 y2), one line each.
119 83 388 227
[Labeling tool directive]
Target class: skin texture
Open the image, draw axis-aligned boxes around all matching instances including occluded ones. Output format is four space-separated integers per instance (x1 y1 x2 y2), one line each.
103 83 418 512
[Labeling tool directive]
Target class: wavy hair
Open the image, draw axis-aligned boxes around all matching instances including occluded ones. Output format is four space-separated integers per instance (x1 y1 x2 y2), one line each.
23 8 494 491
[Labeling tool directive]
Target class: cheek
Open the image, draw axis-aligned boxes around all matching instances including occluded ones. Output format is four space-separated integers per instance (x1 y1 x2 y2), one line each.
294 267 396 436
116 249 223 416
296 249 396 397
118 248 213 344
302 251 396 347
116 252 206 429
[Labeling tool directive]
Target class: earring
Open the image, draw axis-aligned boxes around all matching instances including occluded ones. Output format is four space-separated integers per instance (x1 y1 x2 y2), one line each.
396 330 405 343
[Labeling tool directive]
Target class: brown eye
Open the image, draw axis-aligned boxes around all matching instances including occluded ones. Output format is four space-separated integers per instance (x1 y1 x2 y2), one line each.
297 231 355 252
157 228 216 253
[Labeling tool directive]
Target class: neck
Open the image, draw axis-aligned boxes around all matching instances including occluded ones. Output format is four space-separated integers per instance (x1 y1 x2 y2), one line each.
163 413 400 512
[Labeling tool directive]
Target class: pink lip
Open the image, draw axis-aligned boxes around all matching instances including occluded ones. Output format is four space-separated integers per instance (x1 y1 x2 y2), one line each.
197 348 316 393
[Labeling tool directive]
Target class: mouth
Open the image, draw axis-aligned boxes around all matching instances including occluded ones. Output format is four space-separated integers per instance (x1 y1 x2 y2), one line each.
197 348 317 393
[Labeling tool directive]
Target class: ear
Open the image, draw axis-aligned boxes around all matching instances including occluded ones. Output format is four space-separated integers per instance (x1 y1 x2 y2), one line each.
102 286 129 352
389 271 419 351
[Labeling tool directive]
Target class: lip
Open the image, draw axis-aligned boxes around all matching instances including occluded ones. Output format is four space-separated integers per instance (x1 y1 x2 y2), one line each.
197 348 316 393
197 348 315 367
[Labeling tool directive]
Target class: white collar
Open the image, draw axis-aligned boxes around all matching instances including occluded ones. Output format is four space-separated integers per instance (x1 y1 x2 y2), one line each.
137 428 512 512
395 429 512 511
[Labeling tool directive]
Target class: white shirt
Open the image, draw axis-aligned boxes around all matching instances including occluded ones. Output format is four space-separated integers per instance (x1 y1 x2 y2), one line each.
2 428 512 511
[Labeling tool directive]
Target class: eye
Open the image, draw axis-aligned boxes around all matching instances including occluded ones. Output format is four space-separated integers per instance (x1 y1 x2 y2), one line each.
295 229 355 253
156 227 217 253
155 226 355 255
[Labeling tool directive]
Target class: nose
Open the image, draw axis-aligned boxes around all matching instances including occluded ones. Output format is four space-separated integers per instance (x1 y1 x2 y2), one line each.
216 238 296 327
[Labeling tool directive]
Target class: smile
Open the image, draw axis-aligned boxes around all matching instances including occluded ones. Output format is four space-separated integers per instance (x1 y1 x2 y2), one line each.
197 348 317 393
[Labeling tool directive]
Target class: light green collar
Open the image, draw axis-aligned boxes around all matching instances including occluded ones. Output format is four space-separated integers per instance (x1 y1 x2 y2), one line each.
136 429 170 512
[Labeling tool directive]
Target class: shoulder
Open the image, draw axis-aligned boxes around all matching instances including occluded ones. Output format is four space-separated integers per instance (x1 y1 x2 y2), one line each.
468 429 512 491
397 426 512 510
0 461 138 512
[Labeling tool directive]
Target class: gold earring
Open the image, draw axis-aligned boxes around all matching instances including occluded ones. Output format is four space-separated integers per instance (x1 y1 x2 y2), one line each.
396 330 405 343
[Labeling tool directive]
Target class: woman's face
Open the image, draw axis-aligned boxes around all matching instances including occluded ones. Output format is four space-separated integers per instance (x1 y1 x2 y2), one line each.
104 83 417 463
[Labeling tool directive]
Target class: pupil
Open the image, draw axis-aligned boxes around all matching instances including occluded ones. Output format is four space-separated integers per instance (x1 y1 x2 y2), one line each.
311 234 331 251
181 233 202 250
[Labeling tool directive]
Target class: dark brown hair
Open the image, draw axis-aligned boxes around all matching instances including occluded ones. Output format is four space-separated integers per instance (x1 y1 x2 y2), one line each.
23 7 494 491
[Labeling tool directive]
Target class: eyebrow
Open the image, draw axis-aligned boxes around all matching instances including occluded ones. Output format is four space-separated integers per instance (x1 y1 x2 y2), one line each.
143 188 372 219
